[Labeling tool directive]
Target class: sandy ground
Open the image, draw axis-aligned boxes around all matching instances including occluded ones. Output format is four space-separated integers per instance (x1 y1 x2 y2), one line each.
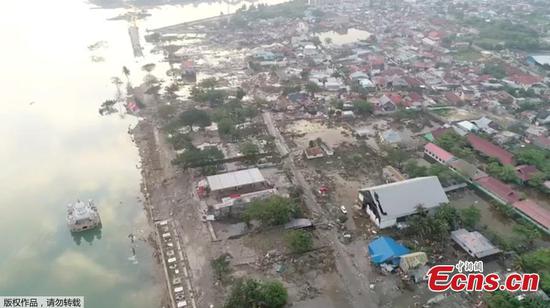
132 111 222 307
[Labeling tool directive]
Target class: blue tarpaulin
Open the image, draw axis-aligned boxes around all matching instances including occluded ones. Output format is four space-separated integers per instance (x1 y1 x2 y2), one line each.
368 236 410 264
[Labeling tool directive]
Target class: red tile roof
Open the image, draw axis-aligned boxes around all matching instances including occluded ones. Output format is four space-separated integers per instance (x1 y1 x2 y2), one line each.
408 92 423 102
509 74 542 86
515 165 539 182
388 93 402 105
467 134 515 165
513 199 550 230
425 143 455 163
380 68 405 77
445 92 462 105
305 147 323 158
428 31 443 40
475 176 521 204
402 76 421 87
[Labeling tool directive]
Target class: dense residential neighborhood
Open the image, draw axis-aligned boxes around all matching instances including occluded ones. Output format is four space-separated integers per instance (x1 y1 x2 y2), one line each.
123 0 550 307
85 0 550 307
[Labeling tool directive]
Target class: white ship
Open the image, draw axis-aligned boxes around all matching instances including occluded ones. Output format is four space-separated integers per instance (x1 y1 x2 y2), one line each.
67 199 101 232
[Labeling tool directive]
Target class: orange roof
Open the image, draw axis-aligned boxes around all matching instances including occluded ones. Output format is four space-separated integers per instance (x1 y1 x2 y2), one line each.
467 134 514 165
425 143 455 162
513 199 550 229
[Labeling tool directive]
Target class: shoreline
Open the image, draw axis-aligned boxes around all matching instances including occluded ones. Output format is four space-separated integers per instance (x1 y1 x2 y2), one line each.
131 119 172 308
130 114 215 308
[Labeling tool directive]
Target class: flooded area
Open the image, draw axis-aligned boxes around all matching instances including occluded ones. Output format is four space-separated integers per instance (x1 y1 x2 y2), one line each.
286 120 355 148
0 0 286 306
449 190 517 236
317 28 371 45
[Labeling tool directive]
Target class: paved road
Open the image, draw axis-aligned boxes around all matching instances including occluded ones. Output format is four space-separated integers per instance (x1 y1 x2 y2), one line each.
262 112 378 308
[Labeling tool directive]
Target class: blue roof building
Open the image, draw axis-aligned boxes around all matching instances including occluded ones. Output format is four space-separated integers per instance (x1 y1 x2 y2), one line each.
368 236 410 264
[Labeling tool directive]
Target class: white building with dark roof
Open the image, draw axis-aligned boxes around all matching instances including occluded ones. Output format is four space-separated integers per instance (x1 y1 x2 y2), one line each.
358 177 449 228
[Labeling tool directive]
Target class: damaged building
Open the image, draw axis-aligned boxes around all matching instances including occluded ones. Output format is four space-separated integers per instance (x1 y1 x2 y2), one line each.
358 177 449 228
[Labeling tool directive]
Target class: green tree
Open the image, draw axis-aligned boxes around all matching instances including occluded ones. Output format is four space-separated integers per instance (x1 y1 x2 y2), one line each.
285 230 313 254
168 133 192 151
353 100 374 115
460 205 481 229
485 291 521 308
528 172 546 188
408 206 452 242
98 99 117 115
519 248 550 293
435 204 462 230
179 109 211 128
324 37 332 45
436 131 466 152
305 82 321 98
500 164 519 182
404 160 428 178
198 77 218 89
482 63 506 79
240 142 260 164
487 162 519 183
311 36 322 47
429 164 457 184
172 146 224 174
122 66 130 83
243 196 298 226
211 254 232 284
218 118 236 136
516 147 550 173
224 278 288 308
236 87 246 100
513 223 541 247
383 146 409 168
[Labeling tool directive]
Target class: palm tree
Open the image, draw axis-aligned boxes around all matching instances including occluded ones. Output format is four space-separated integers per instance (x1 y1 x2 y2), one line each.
111 77 123 101
122 66 130 83
305 82 321 98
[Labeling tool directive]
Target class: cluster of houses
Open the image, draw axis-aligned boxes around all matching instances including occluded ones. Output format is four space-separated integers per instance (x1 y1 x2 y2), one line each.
423 134 550 233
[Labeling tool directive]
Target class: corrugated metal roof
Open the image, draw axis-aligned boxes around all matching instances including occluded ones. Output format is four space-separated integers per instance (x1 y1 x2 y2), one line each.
360 176 449 217
207 168 265 192
451 229 501 258
530 55 550 66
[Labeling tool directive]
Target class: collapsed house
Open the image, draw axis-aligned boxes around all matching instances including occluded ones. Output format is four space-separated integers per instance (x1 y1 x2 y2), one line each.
451 229 501 259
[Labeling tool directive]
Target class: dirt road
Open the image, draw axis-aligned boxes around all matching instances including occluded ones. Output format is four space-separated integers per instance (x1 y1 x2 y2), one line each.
262 111 379 308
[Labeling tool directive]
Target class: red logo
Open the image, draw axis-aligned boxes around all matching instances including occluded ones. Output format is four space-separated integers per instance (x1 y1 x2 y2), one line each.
427 262 539 292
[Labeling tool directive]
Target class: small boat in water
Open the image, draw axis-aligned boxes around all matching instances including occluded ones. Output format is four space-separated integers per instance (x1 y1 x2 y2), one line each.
67 199 101 232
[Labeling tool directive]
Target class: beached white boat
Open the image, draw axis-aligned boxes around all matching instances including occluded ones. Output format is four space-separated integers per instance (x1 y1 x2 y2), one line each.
67 199 101 232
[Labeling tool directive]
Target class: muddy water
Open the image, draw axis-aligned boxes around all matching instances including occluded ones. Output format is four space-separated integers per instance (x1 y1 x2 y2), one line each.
318 28 371 45
0 0 284 306
286 120 355 148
